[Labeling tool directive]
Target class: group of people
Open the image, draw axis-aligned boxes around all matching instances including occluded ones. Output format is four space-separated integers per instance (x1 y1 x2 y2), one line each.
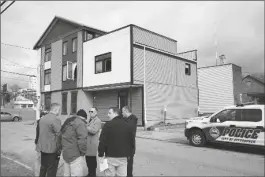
35 103 138 177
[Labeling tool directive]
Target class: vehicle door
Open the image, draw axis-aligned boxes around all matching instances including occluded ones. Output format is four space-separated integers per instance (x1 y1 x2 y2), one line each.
1 112 10 121
202 109 238 143
230 108 264 147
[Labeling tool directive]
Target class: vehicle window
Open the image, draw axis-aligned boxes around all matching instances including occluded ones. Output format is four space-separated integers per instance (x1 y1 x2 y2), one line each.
241 109 262 122
212 109 240 122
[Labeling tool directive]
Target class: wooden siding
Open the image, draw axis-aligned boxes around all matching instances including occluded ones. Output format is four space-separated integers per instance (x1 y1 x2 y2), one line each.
146 82 197 126
40 47 45 92
176 59 197 88
133 26 177 54
198 65 234 113
51 40 62 91
133 46 198 126
130 87 143 126
77 31 83 87
93 90 118 122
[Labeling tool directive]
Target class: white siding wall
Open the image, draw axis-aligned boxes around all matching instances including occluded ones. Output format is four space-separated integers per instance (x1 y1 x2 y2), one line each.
83 27 131 87
198 64 235 113
77 90 93 116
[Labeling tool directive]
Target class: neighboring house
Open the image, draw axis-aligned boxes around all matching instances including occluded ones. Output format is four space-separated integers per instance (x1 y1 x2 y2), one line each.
241 74 265 104
33 16 198 127
198 63 244 114
13 95 34 108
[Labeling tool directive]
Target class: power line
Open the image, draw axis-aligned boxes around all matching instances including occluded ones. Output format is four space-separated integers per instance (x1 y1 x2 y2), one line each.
1 56 37 69
1 42 33 50
1 1 15 15
0 1 6 7
1 70 36 77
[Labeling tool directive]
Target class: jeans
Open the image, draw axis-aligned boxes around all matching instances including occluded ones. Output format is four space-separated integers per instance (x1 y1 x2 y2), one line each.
104 157 127 177
85 156 97 177
127 155 134 177
39 152 59 177
63 156 85 177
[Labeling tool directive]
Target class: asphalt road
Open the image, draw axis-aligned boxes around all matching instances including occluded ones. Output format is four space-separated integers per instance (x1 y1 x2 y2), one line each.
1 156 33 176
2 138 264 176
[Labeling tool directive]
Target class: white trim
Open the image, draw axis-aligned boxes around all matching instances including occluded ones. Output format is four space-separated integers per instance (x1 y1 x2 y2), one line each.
44 85 50 92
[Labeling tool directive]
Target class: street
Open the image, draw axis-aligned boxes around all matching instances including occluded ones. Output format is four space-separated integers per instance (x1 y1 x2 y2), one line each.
1 133 264 176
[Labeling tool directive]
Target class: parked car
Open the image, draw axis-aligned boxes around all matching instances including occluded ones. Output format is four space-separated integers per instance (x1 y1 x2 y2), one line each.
185 104 265 148
0 111 22 122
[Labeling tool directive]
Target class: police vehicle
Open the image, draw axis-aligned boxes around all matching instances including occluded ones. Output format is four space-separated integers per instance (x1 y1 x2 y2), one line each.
184 104 264 148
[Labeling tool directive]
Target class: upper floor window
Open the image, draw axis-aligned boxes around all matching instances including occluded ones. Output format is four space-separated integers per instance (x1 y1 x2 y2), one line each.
63 41 68 56
72 38 77 53
185 63 191 75
45 48 51 62
62 65 67 81
84 31 93 41
95 52 112 74
63 61 77 81
44 69 51 85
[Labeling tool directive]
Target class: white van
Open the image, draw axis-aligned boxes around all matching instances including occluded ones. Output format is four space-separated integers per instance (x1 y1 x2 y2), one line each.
184 104 264 148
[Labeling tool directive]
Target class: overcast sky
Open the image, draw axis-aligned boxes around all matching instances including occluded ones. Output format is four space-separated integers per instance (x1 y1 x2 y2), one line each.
1 1 264 88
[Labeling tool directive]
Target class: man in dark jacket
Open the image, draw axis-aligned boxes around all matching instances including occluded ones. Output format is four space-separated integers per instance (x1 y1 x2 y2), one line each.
98 107 135 177
61 109 88 177
122 106 138 177
38 103 61 177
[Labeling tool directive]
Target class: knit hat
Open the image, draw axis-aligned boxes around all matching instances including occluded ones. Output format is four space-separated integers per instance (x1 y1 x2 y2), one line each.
76 109 87 119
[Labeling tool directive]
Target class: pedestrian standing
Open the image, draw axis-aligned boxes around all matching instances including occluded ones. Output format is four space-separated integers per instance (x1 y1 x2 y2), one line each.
122 106 138 177
61 109 88 177
98 107 135 177
38 103 62 177
85 107 102 177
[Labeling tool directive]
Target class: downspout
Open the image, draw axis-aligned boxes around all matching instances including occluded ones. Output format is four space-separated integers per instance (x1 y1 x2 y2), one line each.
143 46 147 130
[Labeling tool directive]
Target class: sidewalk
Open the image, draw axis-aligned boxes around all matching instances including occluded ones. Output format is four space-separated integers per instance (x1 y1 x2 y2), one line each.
136 126 188 144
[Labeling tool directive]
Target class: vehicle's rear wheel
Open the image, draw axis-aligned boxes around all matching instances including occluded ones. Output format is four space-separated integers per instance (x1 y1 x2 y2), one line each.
13 117 19 122
189 129 206 147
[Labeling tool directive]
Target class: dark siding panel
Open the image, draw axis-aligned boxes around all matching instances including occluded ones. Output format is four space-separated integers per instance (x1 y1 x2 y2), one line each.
62 32 78 90
131 87 143 126
94 90 118 122
43 20 78 44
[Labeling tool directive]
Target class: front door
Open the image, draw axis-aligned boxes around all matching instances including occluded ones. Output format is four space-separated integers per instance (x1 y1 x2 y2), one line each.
118 91 128 110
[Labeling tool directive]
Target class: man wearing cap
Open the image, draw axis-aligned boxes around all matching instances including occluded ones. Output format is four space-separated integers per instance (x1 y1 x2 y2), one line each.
60 109 88 176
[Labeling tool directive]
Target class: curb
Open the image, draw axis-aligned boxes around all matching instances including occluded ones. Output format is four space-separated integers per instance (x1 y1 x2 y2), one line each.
136 136 177 143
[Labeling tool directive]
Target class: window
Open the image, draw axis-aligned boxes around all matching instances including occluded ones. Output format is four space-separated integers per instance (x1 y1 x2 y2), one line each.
44 69 51 85
71 92 77 114
44 93 51 111
72 38 77 53
95 52 112 74
84 31 93 41
62 65 67 81
45 48 51 62
212 109 239 122
63 62 77 81
67 61 73 79
62 93 67 114
246 81 251 87
63 41 68 56
185 63 191 75
241 109 262 122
